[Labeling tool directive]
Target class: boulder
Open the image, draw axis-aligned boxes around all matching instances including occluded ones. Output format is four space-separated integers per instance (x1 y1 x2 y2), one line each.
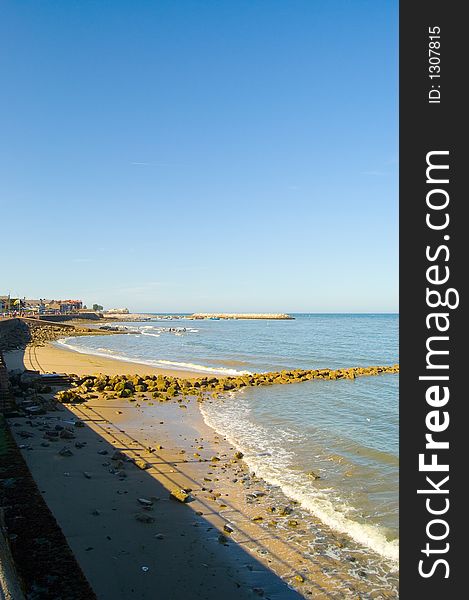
170 488 191 503
58 446 73 457
135 513 155 524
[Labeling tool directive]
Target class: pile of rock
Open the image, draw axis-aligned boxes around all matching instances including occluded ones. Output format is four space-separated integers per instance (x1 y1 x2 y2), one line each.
0 320 32 351
0 318 121 353
0 320 75 351
56 364 400 404
7 371 64 414
28 323 75 347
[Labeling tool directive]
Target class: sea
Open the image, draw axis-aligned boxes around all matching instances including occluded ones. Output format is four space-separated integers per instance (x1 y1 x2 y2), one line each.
57 314 399 571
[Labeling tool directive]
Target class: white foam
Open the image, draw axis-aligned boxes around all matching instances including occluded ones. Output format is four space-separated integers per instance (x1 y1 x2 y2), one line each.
199 395 399 565
55 338 251 376
156 359 252 376
137 324 198 334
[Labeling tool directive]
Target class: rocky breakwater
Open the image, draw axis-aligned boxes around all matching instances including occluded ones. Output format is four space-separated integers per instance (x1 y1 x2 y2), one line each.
0 318 119 353
190 313 294 320
54 364 400 405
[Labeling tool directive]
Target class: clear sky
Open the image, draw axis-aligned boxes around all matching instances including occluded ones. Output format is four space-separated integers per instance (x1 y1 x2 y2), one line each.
0 1 398 313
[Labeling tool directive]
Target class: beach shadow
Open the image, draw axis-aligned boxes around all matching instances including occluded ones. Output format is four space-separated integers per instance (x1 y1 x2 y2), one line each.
4 337 399 600
76 402 384 598
8 390 359 600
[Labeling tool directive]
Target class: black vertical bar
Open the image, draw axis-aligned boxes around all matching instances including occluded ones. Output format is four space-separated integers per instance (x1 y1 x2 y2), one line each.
400 2 465 597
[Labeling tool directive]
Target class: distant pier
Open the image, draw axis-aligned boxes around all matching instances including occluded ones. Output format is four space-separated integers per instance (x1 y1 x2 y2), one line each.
190 313 294 320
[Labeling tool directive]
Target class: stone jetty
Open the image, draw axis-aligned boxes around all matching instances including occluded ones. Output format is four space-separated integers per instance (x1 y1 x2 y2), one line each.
0 318 122 353
52 364 399 405
190 313 294 320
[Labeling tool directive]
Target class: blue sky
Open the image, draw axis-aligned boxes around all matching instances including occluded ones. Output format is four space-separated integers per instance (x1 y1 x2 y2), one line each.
0 1 398 313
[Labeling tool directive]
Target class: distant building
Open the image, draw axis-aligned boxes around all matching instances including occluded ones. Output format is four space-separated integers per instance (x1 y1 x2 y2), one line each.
24 299 48 314
1 296 83 315
43 300 82 314
58 300 83 313
105 308 130 314
0 296 21 313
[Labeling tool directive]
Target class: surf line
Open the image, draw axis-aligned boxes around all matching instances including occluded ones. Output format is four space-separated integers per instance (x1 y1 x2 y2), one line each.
416 150 459 580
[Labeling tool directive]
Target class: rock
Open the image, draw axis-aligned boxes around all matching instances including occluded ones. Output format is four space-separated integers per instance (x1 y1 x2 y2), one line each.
83 472 92 479
111 450 126 461
74 421 85 428
135 513 155 524
358 570 367 578
60 429 76 440
218 534 229 544
250 491 265 498
306 471 320 480
45 430 59 438
252 516 263 523
223 524 234 534
288 519 299 527
137 498 153 506
58 446 73 457
170 489 191 503
134 459 151 470
294 574 305 583
234 451 244 459
97 449 108 455
279 506 293 516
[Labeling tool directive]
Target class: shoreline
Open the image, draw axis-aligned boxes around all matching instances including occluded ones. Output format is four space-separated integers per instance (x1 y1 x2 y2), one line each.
4 342 202 379
8 386 397 599
4 341 399 598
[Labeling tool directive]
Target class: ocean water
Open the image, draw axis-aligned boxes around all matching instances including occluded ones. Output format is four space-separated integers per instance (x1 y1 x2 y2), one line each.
57 314 399 565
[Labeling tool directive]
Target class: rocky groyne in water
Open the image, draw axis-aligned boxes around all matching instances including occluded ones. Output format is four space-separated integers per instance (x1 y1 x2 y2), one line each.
53 364 399 404
191 313 294 320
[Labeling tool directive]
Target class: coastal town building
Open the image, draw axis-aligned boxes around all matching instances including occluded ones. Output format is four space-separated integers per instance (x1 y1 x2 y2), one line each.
0 296 83 316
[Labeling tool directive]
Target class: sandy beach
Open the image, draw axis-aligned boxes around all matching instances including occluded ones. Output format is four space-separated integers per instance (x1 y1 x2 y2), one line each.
4 342 201 379
3 341 398 599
